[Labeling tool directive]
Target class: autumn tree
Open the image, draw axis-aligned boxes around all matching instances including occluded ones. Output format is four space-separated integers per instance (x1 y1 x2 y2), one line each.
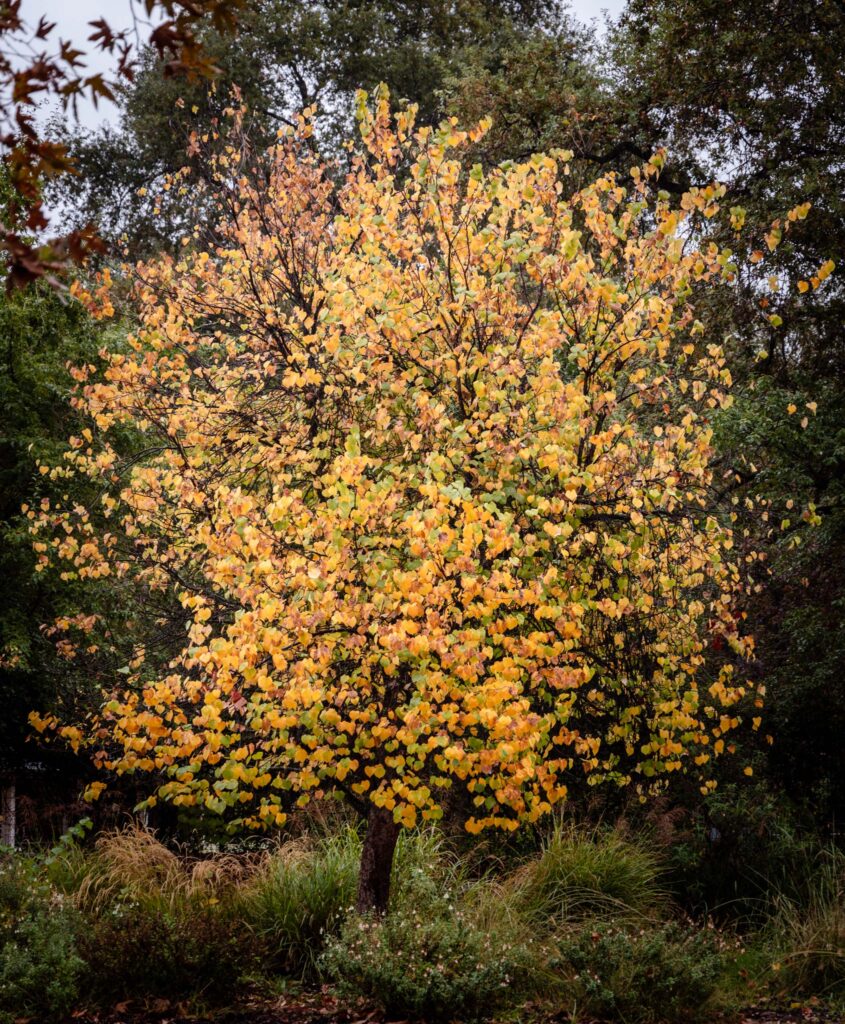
32 91 764 912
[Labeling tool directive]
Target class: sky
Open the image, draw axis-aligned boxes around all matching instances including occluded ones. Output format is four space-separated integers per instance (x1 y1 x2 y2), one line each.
21 0 627 131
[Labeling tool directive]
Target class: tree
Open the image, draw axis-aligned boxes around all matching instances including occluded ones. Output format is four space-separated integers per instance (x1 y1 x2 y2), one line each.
443 26 661 187
32 91 764 912
51 0 562 256
612 0 844 379
0 0 247 288
0 282 99 762
609 0 844 825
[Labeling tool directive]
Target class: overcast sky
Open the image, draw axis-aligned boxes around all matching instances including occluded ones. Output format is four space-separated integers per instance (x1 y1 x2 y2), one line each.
21 0 626 131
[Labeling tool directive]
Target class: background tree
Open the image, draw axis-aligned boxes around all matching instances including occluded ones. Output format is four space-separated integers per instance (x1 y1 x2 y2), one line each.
0 0 248 287
51 0 563 256
0 283 98 764
611 0 845 824
32 93 769 910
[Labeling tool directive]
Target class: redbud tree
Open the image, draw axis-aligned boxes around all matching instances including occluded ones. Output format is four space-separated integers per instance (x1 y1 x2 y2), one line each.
31 89 761 912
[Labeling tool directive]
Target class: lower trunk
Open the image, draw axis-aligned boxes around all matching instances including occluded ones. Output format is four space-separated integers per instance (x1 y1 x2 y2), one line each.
356 804 400 915
0 780 15 849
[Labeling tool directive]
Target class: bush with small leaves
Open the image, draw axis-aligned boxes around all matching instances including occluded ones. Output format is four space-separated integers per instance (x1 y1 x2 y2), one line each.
0 856 82 1023
550 918 724 1023
320 900 530 1022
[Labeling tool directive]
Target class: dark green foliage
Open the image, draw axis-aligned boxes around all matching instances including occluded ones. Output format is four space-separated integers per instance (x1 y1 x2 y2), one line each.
613 0 845 372
53 0 561 254
714 379 845 825
0 286 102 778
0 911 83 1023
551 919 725 1023
77 899 251 1003
664 782 821 918
320 905 528 1022
443 25 663 192
0 856 82 1023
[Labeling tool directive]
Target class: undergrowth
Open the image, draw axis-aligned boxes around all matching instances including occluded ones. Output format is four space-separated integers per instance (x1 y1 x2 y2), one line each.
1 820 841 1021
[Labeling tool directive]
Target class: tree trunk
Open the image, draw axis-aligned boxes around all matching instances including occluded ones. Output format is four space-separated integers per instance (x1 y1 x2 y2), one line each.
0 779 16 848
356 804 400 915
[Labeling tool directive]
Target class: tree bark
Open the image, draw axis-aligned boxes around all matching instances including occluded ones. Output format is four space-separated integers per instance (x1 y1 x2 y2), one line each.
356 804 400 915
0 779 16 848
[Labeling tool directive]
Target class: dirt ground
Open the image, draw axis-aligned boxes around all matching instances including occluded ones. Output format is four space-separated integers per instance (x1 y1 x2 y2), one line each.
60 993 843 1024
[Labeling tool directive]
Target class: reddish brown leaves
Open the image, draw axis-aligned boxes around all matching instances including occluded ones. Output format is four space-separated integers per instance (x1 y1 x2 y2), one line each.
0 0 247 289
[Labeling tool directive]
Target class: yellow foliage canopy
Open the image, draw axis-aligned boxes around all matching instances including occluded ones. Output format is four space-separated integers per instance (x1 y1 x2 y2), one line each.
31 91 758 832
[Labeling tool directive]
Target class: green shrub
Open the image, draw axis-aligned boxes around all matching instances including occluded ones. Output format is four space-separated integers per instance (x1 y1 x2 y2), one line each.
512 823 667 927
0 856 82 1023
550 919 724 1023
240 828 359 977
665 783 822 917
77 897 250 1002
320 903 529 1022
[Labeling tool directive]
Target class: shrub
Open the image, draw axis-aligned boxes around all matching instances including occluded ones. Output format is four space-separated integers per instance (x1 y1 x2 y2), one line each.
550 919 724 1023
320 903 529 1022
0 856 82 1023
665 782 822 917
512 823 667 927
240 827 359 976
77 897 249 1002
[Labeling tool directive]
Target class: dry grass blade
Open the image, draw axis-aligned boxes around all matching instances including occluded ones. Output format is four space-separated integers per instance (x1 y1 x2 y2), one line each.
74 824 262 910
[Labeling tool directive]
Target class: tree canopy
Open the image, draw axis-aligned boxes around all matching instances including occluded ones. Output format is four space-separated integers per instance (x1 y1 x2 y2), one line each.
29 90 779 904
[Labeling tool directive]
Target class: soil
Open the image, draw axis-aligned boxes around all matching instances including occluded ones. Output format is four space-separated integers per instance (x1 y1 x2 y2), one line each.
53 994 843 1024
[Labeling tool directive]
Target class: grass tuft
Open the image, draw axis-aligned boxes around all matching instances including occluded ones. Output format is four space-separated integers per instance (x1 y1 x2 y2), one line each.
239 827 360 977
509 822 668 928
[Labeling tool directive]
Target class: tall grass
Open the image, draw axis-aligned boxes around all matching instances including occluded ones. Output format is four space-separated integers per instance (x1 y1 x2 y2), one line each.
53 826 254 1001
71 825 250 912
239 827 359 976
766 847 845 998
508 822 668 928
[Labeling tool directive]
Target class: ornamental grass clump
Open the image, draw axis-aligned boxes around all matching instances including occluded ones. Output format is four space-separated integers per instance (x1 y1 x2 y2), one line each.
511 822 668 927
766 848 845 999
239 827 359 976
